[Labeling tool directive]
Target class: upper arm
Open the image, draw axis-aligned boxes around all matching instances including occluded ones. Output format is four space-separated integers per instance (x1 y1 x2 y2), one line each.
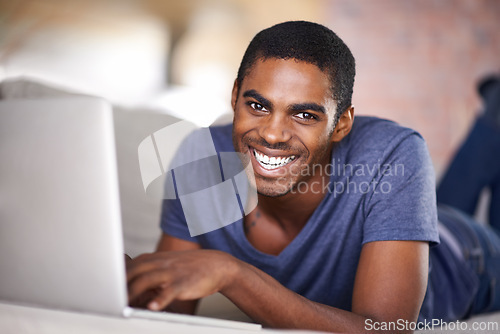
352 240 429 327
156 233 201 252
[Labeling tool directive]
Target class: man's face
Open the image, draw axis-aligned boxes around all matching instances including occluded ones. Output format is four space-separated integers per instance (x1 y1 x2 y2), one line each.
231 58 340 197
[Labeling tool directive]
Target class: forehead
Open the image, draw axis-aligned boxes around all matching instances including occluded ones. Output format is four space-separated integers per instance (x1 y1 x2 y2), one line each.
240 58 333 105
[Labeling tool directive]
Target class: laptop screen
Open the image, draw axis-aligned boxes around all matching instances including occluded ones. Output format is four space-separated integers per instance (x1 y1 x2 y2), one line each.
0 98 127 316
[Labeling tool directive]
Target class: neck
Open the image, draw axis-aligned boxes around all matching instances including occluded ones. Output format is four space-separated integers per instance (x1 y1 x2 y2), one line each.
257 169 330 233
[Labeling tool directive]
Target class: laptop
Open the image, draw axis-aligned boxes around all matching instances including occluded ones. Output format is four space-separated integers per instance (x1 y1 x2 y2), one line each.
0 98 260 331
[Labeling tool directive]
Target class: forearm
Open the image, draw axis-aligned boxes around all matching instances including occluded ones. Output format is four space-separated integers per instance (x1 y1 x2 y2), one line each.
128 246 423 333
221 260 370 332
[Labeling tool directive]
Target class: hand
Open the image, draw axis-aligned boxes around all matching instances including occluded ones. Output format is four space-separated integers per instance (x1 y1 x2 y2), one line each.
126 250 238 311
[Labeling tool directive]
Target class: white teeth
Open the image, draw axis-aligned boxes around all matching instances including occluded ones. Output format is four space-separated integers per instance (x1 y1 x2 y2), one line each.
253 149 296 170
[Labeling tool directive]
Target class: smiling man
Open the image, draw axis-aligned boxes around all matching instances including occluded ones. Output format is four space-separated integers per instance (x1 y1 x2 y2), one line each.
233 59 340 199
127 21 439 332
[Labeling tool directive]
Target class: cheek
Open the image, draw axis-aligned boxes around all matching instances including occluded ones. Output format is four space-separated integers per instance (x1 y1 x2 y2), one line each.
232 119 247 140
233 109 256 133
300 127 330 145
232 114 253 149
302 130 333 158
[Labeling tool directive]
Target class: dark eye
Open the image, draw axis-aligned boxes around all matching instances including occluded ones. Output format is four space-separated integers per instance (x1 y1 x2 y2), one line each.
296 112 317 121
248 102 268 112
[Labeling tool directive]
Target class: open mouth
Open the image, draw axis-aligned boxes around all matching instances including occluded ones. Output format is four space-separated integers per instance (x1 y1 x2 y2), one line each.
253 148 296 170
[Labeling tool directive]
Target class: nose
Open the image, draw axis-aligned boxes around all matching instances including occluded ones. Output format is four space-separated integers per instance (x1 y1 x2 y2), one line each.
258 113 292 145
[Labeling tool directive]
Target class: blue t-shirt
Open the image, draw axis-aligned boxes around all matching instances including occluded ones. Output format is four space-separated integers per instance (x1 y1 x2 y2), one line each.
161 116 441 318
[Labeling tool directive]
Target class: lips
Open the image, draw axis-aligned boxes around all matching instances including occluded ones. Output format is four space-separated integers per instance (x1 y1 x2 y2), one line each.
252 148 296 170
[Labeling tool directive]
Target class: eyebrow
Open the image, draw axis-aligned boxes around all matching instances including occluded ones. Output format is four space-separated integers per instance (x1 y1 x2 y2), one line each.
289 103 326 114
242 90 273 109
243 89 326 114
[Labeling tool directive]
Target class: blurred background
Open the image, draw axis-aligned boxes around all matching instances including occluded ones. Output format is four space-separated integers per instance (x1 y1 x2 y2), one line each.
1 0 499 176
1 0 499 319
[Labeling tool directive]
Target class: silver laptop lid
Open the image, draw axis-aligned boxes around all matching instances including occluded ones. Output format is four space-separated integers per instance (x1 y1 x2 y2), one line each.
0 98 127 316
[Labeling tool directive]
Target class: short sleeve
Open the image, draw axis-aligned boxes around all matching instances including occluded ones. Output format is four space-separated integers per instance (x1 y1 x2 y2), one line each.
159 127 218 243
362 133 440 246
160 197 197 242
159 125 245 242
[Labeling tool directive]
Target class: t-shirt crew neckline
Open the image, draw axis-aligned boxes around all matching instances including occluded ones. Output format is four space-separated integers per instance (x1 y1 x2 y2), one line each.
234 176 334 261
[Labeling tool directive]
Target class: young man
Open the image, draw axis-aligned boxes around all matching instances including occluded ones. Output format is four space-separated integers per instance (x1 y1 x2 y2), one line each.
126 21 500 332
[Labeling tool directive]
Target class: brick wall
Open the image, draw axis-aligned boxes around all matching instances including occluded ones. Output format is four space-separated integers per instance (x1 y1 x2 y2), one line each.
323 0 500 177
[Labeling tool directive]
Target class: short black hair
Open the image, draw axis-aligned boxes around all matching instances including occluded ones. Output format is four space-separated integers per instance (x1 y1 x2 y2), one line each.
236 21 355 127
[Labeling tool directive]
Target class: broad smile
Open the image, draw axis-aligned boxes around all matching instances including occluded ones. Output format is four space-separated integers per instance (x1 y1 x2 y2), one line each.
252 148 297 170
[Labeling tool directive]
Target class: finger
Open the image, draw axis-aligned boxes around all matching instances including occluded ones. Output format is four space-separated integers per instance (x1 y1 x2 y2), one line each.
128 269 174 305
126 255 172 283
147 283 180 311
129 287 160 308
124 254 132 268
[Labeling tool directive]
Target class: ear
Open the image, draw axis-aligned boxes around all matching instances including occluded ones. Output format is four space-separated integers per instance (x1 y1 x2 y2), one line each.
330 105 354 143
231 79 239 111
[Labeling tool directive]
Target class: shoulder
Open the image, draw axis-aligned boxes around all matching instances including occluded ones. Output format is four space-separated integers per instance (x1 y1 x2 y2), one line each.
172 123 233 163
209 123 234 152
349 116 423 146
339 116 428 162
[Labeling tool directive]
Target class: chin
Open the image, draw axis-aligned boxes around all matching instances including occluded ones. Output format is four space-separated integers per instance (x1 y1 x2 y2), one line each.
255 179 294 198
257 189 290 198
